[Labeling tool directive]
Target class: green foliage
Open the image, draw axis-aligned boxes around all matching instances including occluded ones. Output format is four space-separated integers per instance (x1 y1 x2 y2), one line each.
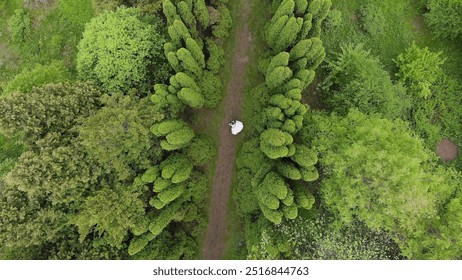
128 232 155 256
151 84 184 117
71 184 146 248
305 109 460 257
426 0 462 40
266 15 289 49
0 134 23 178
358 3 385 36
59 0 95 28
2 61 71 96
322 44 410 119
212 6 233 39
395 43 445 99
160 154 193 184
7 9 31 46
249 214 402 260
176 47 203 77
260 129 294 159
163 0 179 25
177 87 205 108
193 0 210 27
186 136 215 165
185 38 206 68
151 119 195 151
177 1 196 28
273 17 303 52
148 200 183 236
79 94 154 180
0 82 101 144
325 8 342 29
77 7 168 94
206 39 225 74
91 0 124 14
200 71 223 108
266 66 293 89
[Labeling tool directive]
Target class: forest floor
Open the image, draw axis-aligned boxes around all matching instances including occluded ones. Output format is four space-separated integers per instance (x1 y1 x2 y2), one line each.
202 0 252 259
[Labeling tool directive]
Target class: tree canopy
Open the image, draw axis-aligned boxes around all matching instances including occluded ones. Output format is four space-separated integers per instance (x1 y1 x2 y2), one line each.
77 7 169 94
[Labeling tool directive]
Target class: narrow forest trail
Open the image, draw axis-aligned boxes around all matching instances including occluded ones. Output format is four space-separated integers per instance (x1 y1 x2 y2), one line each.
202 0 253 260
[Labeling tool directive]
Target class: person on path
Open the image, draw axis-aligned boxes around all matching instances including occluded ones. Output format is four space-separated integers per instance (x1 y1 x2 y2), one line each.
229 120 244 135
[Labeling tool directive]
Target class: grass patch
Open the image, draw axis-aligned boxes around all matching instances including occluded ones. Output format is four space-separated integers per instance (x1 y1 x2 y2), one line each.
0 0 94 93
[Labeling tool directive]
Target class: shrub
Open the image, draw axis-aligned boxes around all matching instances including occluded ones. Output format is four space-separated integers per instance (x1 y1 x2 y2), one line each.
193 0 210 27
186 136 215 165
206 39 225 73
91 0 123 14
8 9 31 45
358 3 385 36
395 43 445 99
200 71 223 108
426 0 462 40
177 1 196 28
212 6 233 39
3 61 71 96
325 8 342 29
77 7 168 94
322 44 410 119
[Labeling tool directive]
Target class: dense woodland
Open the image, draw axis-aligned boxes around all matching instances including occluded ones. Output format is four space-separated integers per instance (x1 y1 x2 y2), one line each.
1 0 462 260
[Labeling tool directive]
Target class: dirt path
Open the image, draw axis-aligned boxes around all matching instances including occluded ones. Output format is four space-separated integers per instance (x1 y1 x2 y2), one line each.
203 0 253 260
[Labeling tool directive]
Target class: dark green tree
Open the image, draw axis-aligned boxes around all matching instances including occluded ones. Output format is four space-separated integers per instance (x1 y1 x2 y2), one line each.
0 82 101 144
426 0 462 40
322 44 410 119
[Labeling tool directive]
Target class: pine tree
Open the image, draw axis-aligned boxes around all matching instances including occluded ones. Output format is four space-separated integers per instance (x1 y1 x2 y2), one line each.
177 1 196 28
266 66 293 89
273 17 303 52
266 16 289 48
185 38 206 68
163 0 179 25
272 0 295 20
193 0 210 27
177 48 203 77
260 128 294 159
177 87 205 108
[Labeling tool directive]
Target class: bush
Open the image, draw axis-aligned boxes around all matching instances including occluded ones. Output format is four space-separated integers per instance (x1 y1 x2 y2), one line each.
200 71 223 108
193 0 210 27
59 0 95 28
186 136 215 165
395 43 445 99
325 8 342 29
92 0 124 14
322 44 410 119
212 6 233 39
3 61 71 96
358 3 385 36
8 9 31 45
77 7 169 94
206 39 225 73
426 0 462 40
79 95 153 180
